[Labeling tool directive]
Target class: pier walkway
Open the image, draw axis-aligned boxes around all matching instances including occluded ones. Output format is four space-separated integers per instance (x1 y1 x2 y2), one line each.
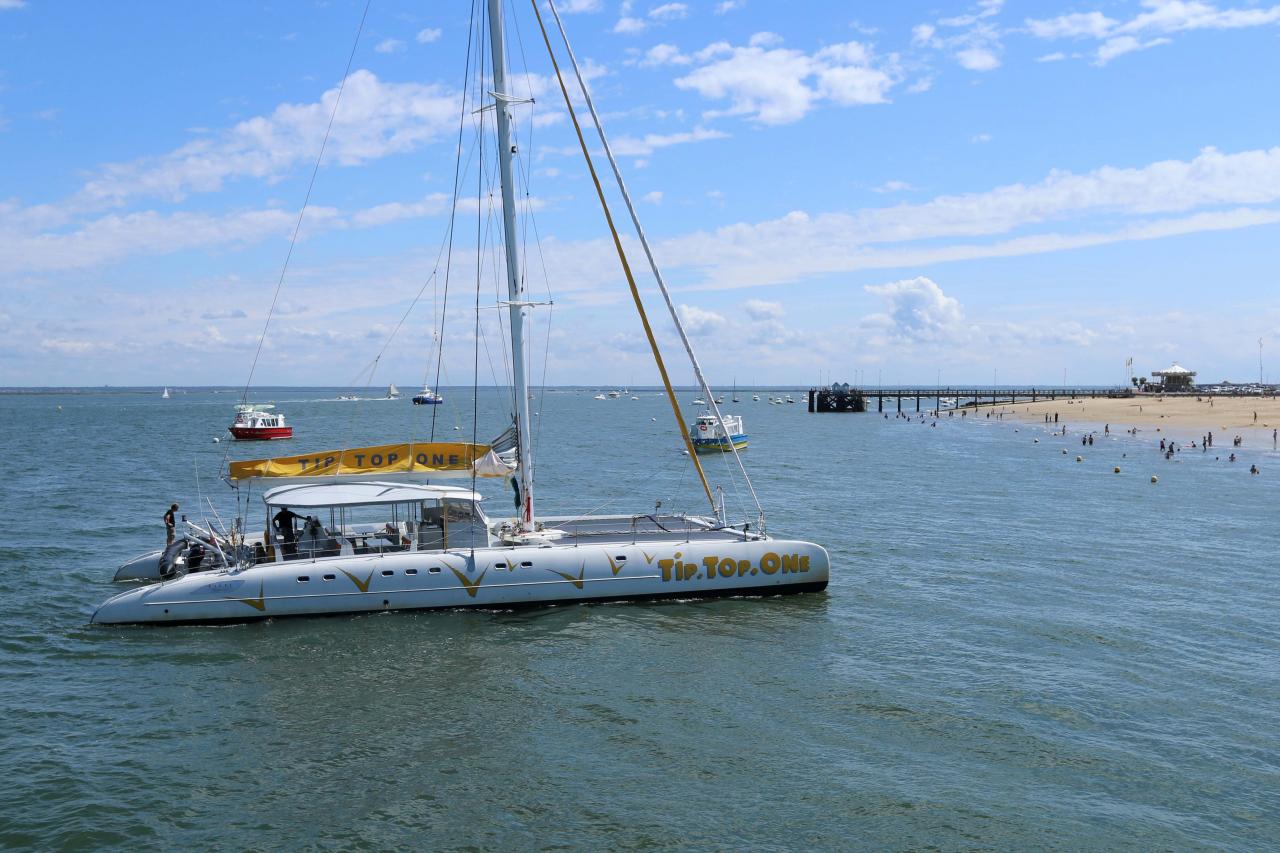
808 386 1133 413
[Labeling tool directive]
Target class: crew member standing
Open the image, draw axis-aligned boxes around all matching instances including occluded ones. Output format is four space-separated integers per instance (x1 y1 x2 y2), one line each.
273 506 301 557
164 503 179 544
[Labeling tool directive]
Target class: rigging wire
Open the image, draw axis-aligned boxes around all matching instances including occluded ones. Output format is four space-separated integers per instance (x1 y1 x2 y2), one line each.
240 0 373 406
430 0 481 443
529 0 716 512
542 0 765 528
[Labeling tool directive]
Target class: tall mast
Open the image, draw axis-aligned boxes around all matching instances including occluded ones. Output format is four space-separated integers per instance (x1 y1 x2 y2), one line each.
486 0 536 529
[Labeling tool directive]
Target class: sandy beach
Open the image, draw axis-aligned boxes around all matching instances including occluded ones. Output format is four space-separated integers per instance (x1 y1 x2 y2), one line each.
968 394 1280 441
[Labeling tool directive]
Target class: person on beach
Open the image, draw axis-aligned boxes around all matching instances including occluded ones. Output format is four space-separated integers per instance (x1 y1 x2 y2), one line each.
1251 464 1259 475
1229 453 1236 462
1105 424 1110 434
164 503 178 544
1160 439 1166 451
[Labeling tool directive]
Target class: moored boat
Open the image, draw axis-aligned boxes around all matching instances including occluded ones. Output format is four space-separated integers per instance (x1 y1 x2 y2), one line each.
228 404 292 441
689 412 748 453
412 385 443 405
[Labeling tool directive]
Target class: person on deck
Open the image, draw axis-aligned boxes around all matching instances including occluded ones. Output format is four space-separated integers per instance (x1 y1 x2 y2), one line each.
273 506 301 557
164 503 179 544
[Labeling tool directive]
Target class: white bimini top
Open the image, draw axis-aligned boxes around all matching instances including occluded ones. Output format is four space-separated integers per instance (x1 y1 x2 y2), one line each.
262 481 482 509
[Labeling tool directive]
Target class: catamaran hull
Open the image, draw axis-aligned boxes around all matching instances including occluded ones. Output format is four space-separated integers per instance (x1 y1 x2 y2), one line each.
91 540 829 625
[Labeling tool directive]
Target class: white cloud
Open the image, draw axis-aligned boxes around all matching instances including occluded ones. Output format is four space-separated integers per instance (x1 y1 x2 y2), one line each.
643 191 664 204
674 36 898 124
415 28 442 44
1026 11 1117 39
609 126 727 157
912 1 1005 71
743 299 784 320
970 132 992 143
716 0 744 13
864 277 967 342
557 0 602 12
1036 52 1067 62
374 38 405 54
955 47 1000 70
55 71 457 213
614 16 647 33
678 304 727 335
872 180 915 193
649 3 688 21
0 0 27 9
1026 1 1280 64
1096 35 1172 63
639 43 692 66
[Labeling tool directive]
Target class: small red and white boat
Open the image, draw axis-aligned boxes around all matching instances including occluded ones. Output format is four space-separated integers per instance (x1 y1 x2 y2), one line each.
229 404 293 441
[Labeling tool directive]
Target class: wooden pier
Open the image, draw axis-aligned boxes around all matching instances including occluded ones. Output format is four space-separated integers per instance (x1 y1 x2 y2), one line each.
808 386 1133 413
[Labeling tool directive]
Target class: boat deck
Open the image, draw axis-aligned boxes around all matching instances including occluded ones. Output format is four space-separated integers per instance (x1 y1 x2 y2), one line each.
524 513 758 545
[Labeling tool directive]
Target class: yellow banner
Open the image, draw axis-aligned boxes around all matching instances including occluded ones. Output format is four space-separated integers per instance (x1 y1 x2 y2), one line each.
228 442 492 482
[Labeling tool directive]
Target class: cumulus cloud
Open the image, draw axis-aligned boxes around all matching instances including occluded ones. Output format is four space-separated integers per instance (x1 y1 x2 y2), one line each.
415 28 442 43
374 38 405 54
743 299 784 320
678 304 727 335
674 35 899 124
863 277 967 342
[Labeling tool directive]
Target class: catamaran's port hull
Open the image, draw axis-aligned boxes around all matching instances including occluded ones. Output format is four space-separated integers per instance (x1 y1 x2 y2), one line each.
91 540 829 626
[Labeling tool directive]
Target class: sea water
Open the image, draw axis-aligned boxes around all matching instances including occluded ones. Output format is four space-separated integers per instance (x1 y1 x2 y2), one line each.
1 389 1277 850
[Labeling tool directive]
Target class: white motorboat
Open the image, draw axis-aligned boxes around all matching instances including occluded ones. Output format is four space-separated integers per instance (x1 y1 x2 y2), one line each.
92 0 827 626
593 393 607 400
689 412 747 453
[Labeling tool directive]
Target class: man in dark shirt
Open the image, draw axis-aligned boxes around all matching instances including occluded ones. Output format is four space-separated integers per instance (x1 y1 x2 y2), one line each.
164 503 179 544
273 506 301 557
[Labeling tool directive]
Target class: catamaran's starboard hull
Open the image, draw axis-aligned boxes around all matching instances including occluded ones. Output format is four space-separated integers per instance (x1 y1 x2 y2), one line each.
91 540 828 625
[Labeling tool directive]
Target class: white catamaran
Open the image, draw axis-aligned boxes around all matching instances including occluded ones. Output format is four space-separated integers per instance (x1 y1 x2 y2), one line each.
92 0 827 625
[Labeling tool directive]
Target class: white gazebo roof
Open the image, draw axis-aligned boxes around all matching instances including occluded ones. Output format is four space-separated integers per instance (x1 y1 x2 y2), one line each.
262 481 481 509
1152 363 1195 376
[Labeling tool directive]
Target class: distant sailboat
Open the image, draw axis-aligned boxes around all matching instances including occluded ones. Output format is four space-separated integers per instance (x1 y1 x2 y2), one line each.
387 383 401 399
161 387 171 399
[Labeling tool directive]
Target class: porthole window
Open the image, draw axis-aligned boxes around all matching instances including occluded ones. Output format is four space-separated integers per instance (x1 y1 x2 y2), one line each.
381 570 394 577
406 568 419 576
323 574 336 581
520 560 533 568
429 566 441 574
297 576 310 583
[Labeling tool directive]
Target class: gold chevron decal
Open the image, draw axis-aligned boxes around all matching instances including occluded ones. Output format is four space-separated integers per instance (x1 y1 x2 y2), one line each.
341 569 374 593
449 567 487 598
641 550 656 564
606 554 625 576
549 562 586 590
237 580 266 612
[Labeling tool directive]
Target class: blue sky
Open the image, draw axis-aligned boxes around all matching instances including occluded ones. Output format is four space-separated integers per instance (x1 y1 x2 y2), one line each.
2 0 1280 387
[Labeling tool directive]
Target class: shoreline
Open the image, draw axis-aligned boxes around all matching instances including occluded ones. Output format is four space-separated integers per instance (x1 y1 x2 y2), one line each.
958 395 1280 444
